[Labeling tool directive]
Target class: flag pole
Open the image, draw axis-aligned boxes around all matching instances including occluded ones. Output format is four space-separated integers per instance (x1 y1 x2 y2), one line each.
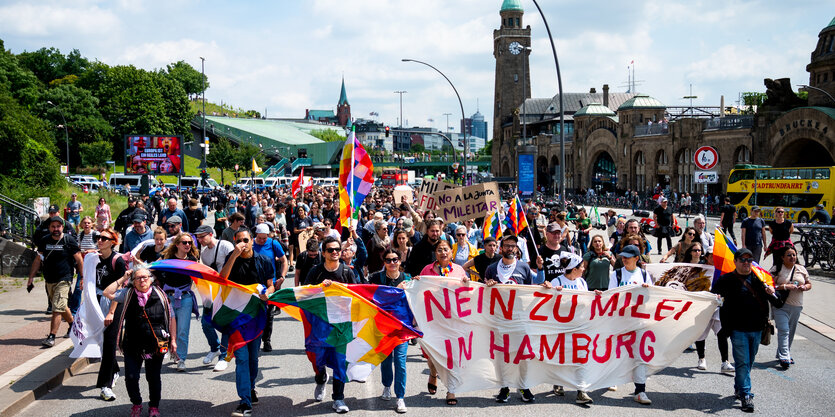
350 127 356 226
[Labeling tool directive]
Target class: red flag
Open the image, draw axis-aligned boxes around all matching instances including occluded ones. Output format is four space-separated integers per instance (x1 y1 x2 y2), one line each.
291 167 305 198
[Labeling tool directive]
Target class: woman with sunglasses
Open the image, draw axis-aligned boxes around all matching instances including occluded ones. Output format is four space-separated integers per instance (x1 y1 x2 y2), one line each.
765 206 794 262
94 228 128 402
769 246 811 369
452 225 479 267
369 249 411 413
660 227 697 263
159 233 199 372
96 197 112 231
682 242 707 264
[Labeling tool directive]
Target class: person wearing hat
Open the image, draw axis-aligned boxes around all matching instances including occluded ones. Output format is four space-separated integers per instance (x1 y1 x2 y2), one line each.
652 198 676 255
164 215 185 240
484 234 548 403
401 218 421 246
123 214 153 252
66 193 83 231
539 222 576 283
712 248 780 412
810 202 831 224
740 206 767 263
34 204 77 244
195 225 234 371
606 244 654 405
252 223 288 353
27 216 81 348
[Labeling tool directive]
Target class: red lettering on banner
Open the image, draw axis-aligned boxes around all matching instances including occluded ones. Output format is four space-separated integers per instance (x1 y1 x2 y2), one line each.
458 331 473 366
590 293 619 319
618 292 633 316
673 301 693 320
513 335 536 364
591 334 614 363
424 289 451 322
530 292 552 321
654 299 679 321
630 294 651 319
490 331 510 363
476 286 485 314
444 339 454 370
572 333 591 364
553 294 578 323
640 331 656 361
616 331 637 358
539 333 566 363
490 288 516 320
454 287 474 318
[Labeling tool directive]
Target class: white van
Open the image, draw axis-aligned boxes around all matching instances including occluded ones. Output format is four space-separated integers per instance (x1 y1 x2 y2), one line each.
264 177 279 189
236 177 265 191
108 174 159 195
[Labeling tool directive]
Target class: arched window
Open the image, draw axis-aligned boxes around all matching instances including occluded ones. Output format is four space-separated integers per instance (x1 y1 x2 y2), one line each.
635 151 646 191
657 149 668 165
735 145 751 163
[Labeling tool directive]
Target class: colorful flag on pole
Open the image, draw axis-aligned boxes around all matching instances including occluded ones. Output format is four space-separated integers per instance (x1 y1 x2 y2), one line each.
712 228 773 286
269 283 421 383
148 259 267 360
483 210 505 241
339 130 374 227
503 197 529 235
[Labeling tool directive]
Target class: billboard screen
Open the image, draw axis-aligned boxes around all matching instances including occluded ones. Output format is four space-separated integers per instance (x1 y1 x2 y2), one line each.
518 153 535 195
124 135 183 175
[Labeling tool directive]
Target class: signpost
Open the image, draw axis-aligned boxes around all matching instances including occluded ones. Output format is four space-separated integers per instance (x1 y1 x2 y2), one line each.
694 146 718 171
694 171 719 184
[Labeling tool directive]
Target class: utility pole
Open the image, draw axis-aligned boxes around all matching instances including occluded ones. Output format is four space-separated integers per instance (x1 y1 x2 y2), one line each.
394 91 407 128
200 57 207 168
683 84 697 117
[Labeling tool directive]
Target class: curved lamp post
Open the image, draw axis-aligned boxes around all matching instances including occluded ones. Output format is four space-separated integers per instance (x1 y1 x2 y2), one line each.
797 84 835 104
47 100 70 173
402 58 468 184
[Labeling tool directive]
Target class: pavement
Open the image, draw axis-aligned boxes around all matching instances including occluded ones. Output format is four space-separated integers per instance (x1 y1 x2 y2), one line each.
1 206 835 416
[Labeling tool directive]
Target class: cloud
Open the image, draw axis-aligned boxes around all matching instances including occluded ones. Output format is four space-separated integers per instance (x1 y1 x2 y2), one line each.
0 2 120 37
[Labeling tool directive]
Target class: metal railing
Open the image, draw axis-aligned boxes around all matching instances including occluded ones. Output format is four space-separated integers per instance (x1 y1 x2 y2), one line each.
290 158 312 173
0 193 40 246
704 116 754 130
634 124 670 137
261 158 288 178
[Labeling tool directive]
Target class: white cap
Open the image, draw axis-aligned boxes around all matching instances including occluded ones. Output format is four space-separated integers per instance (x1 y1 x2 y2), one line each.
559 252 583 271
254 224 270 235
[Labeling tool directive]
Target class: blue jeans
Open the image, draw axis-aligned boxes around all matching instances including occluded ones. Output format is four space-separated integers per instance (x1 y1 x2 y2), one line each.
68 274 82 315
773 304 802 361
730 330 761 397
201 307 229 355
235 336 261 406
381 342 407 399
167 293 193 361
202 206 209 218
577 233 589 255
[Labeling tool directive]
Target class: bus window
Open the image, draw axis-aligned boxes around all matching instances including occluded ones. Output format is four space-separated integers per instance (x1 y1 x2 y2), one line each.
784 169 798 179
815 168 830 179
727 192 750 205
799 169 812 179
755 193 788 207
756 170 769 180
728 170 754 184
791 194 823 207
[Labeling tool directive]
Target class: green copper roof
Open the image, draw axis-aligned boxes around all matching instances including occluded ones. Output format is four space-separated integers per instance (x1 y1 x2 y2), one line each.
574 103 616 117
501 0 523 12
338 78 349 106
617 94 666 111
827 17 835 29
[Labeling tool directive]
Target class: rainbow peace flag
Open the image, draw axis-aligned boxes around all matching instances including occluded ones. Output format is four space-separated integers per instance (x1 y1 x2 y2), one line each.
712 228 773 286
148 259 267 360
339 130 374 227
269 283 422 383
483 210 505 240
503 197 529 235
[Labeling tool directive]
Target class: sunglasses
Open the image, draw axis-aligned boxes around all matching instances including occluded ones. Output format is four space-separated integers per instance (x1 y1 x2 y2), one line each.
385 258 400 263
236 238 250 244
692 248 702 252
456 233 466 237
686 232 695 236
95 235 116 242
737 258 754 263
324 247 341 253
179 241 193 246
167 224 179 228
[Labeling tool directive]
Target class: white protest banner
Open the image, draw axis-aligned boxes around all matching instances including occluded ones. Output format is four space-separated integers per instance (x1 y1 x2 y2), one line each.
645 263 715 291
416 179 458 212
70 253 105 358
434 182 501 223
404 278 718 393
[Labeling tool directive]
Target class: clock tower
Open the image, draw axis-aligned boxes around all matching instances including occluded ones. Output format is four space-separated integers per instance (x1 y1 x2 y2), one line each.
492 0 531 176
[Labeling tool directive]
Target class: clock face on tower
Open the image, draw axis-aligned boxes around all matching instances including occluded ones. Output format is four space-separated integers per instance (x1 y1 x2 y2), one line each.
508 41 522 55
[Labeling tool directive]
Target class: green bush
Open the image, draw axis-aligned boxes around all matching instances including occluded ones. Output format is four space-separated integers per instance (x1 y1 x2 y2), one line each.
79 140 113 167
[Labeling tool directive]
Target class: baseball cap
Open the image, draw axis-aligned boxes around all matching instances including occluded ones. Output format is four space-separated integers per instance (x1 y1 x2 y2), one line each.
751 206 761 211
167 215 182 224
817 203 824 209
621 245 641 258
47 216 64 225
48 204 60 213
546 222 562 233
131 213 147 223
254 224 270 235
560 252 583 270
71 192 77 197
501 234 518 245
734 248 754 260
483 236 497 245
195 225 214 236
402 218 414 231
661 197 668 203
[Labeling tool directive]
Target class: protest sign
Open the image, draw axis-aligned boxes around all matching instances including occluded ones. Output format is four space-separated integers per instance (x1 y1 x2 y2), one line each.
70 253 105 358
404 278 718 393
645 263 715 291
393 185 414 206
416 179 458 212
434 182 501 223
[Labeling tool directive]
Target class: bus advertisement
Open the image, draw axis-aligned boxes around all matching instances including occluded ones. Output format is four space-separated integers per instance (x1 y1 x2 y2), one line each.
726 165 833 222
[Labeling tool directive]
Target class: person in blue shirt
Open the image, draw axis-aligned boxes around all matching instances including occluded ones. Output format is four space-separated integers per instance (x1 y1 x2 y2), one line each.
252 223 288 353
158 198 188 231
123 214 153 252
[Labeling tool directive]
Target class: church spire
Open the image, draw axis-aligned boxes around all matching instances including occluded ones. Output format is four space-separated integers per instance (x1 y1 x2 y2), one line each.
338 77 349 106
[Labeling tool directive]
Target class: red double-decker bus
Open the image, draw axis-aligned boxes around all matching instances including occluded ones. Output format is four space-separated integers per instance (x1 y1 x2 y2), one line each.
381 168 408 188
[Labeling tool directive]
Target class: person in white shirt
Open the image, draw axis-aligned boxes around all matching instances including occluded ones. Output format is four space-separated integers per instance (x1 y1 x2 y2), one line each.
194 225 235 372
693 215 714 254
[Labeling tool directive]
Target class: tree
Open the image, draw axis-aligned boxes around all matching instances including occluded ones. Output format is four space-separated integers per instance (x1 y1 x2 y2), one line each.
165 60 208 99
236 142 266 174
36 84 113 167
740 92 767 114
309 128 345 142
17 47 89 85
78 140 113 167
410 143 425 153
206 136 236 184
0 40 43 108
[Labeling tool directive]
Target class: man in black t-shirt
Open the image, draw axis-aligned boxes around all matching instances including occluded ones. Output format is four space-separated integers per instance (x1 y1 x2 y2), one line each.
220 229 274 417
540 223 574 282
653 198 676 254
719 197 737 243
464 237 500 280
27 217 82 347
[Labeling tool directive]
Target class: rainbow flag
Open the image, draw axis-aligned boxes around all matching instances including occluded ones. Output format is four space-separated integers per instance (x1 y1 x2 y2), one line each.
712 228 773 286
269 283 422 383
148 259 267 360
483 210 505 240
503 197 529 235
339 130 374 227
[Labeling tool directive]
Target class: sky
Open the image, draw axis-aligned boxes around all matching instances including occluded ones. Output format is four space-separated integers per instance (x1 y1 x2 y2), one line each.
1 0 832 138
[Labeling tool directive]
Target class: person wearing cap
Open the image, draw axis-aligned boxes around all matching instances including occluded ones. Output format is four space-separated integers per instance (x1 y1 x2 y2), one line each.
550 251 595 404
164 215 185 240
539 222 576 283
606 244 654 405
401 218 421 246
27 216 81 348
484 234 547 403
34 205 77 244
123 214 153 252
252 223 288 353
712 248 780 412
810 202 831 224
158 197 189 231
66 193 83 231
194 225 234 371
652 197 676 255
740 206 767 263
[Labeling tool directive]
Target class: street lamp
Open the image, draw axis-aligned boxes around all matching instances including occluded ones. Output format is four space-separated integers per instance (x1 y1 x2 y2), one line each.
394 91 407 128
531 0 566 205
200 57 207 169
402 58 468 184
47 100 70 173
797 84 835 104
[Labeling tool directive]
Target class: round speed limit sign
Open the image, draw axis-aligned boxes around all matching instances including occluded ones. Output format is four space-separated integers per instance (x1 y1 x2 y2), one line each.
694 146 718 170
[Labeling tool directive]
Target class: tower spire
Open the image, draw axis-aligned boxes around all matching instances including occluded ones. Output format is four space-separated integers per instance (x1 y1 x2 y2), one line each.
338 77 349 106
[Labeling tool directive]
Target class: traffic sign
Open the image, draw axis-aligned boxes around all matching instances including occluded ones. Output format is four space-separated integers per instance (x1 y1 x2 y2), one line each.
694 146 718 170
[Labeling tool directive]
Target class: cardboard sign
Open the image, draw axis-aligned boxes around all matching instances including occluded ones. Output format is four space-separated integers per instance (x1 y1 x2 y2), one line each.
434 182 501 223
416 179 458 213
393 185 414 206
298 229 315 253
404 279 718 393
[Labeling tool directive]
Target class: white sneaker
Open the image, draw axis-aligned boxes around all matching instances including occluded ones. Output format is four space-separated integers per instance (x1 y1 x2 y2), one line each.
697 358 707 370
314 372 329 402
381 386 392 401
634 392 652 405
214 359 229 372
721 361 736 373
203 350 222 365
395 398 407 413
177 360 186 372
112 372 119 387
607 386 618 391
100 387 116 401
332 399 349 413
